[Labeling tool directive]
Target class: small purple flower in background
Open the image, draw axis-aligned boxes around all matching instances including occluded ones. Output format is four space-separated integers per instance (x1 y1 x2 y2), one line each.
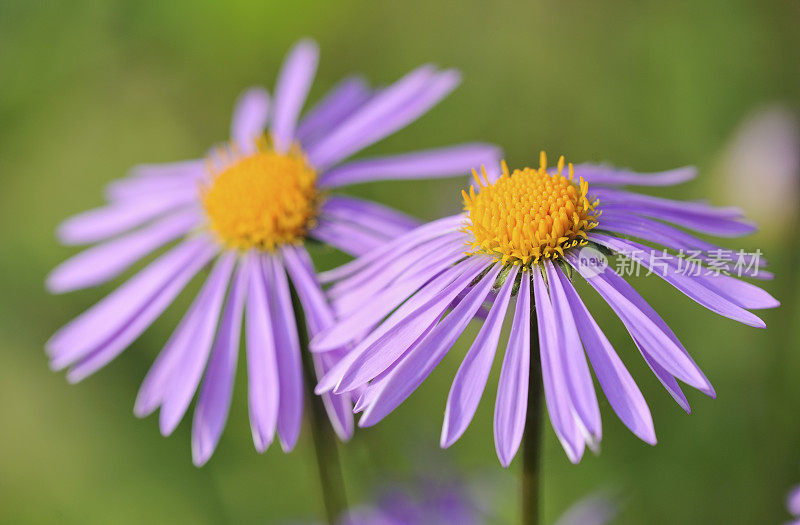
314 152 778 466
717 105 799 235
46 39 501 466
787 476 800 525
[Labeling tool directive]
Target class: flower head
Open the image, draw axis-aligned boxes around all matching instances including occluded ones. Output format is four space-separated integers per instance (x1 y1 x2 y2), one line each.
46 39 501 466
314 153 778 466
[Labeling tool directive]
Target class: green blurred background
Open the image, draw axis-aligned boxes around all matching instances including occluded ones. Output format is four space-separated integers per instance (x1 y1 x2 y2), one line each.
1 0 799 523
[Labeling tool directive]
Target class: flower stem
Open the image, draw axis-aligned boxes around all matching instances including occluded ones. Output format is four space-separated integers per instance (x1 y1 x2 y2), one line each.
522 312 543 525
291 289 348 524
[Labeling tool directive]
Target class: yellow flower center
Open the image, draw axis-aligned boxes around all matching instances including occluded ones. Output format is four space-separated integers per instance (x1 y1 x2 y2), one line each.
202 138 319 251
462 152 600 266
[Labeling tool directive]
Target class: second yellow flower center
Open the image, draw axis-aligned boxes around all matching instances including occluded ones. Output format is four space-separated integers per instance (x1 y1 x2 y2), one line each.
463 152 600 266
202 139 319 251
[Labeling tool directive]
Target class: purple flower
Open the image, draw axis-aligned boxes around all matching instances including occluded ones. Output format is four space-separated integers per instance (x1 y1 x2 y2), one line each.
787 477 800 524
46 39 501 466
313 153 779 466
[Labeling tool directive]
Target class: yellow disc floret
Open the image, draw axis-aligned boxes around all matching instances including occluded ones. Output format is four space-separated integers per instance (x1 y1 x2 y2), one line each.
202 138 319 251
462 152 600 266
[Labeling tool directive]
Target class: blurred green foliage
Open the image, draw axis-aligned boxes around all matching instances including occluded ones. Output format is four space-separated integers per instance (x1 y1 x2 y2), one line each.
1 0 799 523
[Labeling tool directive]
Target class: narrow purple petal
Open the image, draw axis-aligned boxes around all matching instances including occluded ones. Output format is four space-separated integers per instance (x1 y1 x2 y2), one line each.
441 266 518 448
573 163 697 187
359 262 499 427
494 270 531 467
641 352 691 413
544 261 601 440
159 252 236 436
106 160 204 202
532 268 585 463
315 243 465 351
592 234 768 327
57 193 196 245
271 39 319 152
598 203 756 237
245 253 280 452
48 237 212 367
309 218 391 257
317 143 502 188
191 258 247 466
598 211 768 273
566 252 714 395
67 242 217 383
265 255 304 452
593 187 744 217
307 66 460 170
319 196 421 238
230 87 270 153
47 209 200 293
295 77 371 147
317 214 464 284
282 245 355 440
332 257 488 394
555 266 656 444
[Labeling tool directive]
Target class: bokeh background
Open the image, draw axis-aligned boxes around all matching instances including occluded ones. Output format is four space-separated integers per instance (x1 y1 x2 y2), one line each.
2 0 800 523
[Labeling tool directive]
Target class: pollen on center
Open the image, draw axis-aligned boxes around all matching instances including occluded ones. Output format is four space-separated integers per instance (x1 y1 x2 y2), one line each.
202 139 319 251
462 152 600 266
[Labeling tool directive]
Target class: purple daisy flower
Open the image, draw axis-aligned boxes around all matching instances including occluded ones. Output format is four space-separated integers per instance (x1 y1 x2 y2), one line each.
787 476 800 525
46 39 501 466
313 152 779 466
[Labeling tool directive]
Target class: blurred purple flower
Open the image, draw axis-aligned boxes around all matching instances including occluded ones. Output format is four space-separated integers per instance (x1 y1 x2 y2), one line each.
718 105 799 234
314 154 778 466
46 39 501 466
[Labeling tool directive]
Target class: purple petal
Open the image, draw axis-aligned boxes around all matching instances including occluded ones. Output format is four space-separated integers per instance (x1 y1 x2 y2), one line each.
593 187 743 217
318 143 502 188
57 193 197 245
271 39 319 152
598 202 756 237
592 234 769 327
566 252 714 395
441 266 517 448
67 242 217 383
532 268 585 463
494 270 531 467
331 257 488 394
555 266 656 444
598 211 769 274
295 77 372 147
544 261 601 440
191 258 247 466
265 255 304 452
641 352 691 413
317 214 464 284
319 196 421 239
315 243 465 351
47 209 200 293
309 218 392 258
329 235 464 311
230 87 270 153
307 66 460 170
48 237 213 368
106 160 204 202
358 262 499 427
282 245 355 440
159 252 236 436
245 253 280 452
573 163 696 187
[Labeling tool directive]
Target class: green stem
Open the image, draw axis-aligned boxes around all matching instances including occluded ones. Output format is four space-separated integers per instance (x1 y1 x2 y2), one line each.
291 289 348 524
522 310 543 525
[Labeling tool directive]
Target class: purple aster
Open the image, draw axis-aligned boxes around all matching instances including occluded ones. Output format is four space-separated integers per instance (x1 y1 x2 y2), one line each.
46 39 501 467
313 152 779 466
